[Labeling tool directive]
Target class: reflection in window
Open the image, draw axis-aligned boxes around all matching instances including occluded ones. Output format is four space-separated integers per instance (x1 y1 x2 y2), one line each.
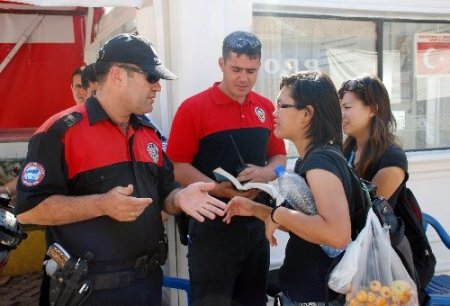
253 15 377 156
253 15 450 153
383 23 450 150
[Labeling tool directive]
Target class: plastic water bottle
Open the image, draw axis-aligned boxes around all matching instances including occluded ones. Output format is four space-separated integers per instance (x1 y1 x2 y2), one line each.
274 165 346 257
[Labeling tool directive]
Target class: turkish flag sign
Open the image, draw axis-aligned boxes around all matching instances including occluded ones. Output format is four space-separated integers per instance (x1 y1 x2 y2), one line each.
415 33 450 76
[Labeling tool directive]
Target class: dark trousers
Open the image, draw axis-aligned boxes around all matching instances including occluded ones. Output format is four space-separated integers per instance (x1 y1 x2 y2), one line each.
188 217 269 306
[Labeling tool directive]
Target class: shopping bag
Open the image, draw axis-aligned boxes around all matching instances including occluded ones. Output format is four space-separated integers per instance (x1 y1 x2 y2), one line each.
345 208 418 306
328 218 369 294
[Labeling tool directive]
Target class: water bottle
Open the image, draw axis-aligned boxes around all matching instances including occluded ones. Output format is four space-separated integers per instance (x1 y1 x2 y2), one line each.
274 165 346 257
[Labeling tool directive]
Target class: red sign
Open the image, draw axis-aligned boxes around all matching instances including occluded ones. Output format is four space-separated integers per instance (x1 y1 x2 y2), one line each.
415 33 450 76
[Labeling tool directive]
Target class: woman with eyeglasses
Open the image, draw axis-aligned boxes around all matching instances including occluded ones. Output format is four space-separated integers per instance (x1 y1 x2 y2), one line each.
339 75 407 209
224 70 357 306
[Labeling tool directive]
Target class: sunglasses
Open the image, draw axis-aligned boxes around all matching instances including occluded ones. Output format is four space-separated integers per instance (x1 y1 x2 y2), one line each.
116 65 160 84
342 79 365 92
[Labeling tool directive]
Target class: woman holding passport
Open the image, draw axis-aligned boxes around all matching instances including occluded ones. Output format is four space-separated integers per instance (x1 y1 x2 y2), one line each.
224 70 354 306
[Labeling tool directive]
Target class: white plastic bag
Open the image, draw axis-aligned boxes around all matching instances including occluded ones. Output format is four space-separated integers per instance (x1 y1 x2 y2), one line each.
344 209 418 306
328 220 368 294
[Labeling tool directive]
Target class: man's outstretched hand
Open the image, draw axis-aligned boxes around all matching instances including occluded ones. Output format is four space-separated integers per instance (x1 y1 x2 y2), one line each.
176 182 226 222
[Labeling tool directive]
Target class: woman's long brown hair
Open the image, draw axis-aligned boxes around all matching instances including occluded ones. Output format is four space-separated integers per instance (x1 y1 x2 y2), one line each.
338 75 399 178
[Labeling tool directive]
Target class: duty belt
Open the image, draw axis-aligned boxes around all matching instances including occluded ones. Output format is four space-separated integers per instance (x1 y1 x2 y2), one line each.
88 254 158 291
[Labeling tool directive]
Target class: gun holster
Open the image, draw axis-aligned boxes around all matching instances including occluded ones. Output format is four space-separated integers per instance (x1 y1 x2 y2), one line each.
48 260 92 306
46 244 93 306
147 233 168 269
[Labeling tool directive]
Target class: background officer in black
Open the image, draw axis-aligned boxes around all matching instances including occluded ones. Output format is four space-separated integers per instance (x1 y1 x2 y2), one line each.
15 33 226 305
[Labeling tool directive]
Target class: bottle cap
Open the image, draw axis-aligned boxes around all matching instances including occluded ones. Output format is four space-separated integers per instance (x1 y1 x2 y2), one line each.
274 164 286 177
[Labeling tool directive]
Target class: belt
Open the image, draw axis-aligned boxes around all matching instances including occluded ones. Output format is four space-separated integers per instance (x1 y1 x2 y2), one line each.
88 254 157 291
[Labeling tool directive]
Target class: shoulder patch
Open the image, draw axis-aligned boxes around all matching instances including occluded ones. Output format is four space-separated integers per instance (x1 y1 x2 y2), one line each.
254 106 266 123
146 143 159 163
47 112 82 139
21 162 45 186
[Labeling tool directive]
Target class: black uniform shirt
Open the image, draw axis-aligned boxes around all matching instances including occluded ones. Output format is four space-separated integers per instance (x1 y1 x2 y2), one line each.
16 97 180 261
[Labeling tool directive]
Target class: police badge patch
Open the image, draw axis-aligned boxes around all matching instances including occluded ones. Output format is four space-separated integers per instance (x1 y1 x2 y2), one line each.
254 107 266 123
21 162 45 186
146 143 159 163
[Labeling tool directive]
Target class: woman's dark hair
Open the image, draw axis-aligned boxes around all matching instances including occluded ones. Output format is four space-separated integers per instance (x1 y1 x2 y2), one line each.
280 70 342 150
338 75 399 177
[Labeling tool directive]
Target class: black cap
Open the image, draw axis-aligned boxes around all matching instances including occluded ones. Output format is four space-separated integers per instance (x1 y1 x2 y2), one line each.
97 33 177 80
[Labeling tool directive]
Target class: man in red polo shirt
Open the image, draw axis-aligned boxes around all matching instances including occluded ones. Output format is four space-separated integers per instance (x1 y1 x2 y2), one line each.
15 33 226 306
167 31 287 306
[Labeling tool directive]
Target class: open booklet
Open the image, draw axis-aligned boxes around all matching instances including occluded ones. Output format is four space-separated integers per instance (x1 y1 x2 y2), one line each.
213 167 284 206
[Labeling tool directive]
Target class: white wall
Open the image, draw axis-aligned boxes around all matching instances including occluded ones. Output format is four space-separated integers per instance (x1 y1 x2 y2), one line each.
167 0 253 113
407 150 450 274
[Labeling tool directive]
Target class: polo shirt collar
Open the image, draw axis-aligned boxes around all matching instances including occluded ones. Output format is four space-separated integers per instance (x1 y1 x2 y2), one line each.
211 82 254 105
85 96 142 128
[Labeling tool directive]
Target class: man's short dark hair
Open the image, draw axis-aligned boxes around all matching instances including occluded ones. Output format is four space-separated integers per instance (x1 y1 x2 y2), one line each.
93 61 115 84
71 66 84 84
81 64 97 90
222 31 262 60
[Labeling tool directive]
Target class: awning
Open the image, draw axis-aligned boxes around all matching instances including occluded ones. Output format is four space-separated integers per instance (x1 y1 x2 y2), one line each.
0 1 137 129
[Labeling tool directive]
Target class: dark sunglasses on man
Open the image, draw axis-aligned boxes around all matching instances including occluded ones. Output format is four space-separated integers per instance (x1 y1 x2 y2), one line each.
116 64 161 84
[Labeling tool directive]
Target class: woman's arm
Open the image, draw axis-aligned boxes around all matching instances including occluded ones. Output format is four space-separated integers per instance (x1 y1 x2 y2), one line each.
225 168 351 249
371 166 405 200
271 169 351 249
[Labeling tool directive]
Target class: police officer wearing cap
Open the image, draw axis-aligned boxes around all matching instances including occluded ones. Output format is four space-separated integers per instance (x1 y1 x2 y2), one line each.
15 33 226 305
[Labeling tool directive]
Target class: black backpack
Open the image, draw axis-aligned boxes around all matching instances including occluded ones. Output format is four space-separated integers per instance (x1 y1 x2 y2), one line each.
393 187 436 303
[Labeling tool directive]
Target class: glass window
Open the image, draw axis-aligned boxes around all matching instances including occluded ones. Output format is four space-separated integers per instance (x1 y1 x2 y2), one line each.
383 22 450 150
253 15 450 154
253 15 377 156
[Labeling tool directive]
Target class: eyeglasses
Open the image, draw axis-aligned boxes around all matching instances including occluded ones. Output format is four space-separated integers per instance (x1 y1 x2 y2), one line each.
342 79 364 92
116 65 160 84
276 102 297 110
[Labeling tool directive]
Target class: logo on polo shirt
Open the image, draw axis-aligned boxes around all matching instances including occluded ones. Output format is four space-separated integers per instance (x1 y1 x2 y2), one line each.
146 143 159 163
21 162 45 186
254 107 266 123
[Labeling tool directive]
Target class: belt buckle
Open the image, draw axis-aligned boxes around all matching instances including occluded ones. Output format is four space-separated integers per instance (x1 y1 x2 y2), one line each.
134 255 148 273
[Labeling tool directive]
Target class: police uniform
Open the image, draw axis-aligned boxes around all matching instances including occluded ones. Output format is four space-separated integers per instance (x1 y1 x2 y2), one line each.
16 96 179 304
167 82 286 305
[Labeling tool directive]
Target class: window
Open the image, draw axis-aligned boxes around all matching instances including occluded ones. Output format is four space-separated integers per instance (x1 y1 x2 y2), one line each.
383 22 450 150
253 15 377 156
253 14 450 154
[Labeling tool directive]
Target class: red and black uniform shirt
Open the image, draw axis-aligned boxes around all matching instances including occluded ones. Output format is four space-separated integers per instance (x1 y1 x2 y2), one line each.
167 82 286 186
16 97 180 261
